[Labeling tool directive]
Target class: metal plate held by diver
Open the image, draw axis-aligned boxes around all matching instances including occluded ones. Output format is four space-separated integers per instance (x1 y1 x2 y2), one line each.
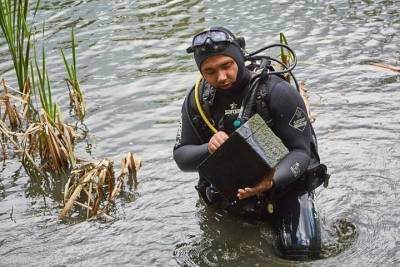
198 114 289 201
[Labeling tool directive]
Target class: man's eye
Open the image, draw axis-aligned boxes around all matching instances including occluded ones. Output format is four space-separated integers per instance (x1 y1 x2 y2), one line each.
204 70 215 75
222 62 232 69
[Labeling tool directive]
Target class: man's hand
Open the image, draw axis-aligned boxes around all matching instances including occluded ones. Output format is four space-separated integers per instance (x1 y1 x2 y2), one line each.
208 131 229 154
237 168 275 200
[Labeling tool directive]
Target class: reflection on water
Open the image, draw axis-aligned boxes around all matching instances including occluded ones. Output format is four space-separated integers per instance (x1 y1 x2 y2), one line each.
0 0 400 266
174 205 278 266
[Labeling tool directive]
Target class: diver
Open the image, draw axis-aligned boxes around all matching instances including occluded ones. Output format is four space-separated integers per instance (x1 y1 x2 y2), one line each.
173 26 329 260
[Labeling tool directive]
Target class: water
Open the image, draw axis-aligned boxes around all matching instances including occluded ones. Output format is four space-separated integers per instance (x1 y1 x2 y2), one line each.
1 0 399 266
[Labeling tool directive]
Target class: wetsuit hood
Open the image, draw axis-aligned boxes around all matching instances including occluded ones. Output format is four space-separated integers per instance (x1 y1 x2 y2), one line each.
193 26 247 93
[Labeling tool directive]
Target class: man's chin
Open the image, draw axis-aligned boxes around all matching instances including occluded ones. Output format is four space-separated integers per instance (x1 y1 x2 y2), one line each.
217 83 233 90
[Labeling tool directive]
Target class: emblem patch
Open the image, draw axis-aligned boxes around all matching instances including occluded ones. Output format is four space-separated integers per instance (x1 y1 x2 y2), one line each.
289 107 308 132
290 162 301 178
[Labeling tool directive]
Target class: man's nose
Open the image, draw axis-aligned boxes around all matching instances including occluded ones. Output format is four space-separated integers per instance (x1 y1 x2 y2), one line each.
217 70 227 82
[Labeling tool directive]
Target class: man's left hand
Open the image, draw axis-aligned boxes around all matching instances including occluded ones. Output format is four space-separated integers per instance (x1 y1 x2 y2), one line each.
237 168 275 200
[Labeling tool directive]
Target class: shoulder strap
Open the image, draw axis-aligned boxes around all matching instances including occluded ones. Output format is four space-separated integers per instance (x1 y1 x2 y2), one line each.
255 75 282 127
185 80 216 142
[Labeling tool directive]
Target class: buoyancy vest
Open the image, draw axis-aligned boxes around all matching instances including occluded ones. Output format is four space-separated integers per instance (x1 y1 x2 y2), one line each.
186 73 321 164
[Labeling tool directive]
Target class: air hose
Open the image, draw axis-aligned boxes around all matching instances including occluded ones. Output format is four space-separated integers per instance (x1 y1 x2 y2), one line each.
194 75 218 134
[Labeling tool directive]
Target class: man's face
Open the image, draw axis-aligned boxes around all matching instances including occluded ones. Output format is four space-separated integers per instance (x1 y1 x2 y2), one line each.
200 55 238 90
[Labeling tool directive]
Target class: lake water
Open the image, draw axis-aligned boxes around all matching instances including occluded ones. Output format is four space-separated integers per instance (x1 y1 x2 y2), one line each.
0 0 399 266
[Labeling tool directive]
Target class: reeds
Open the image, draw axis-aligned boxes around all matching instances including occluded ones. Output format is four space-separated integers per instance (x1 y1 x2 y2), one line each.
0 0 40 92
61 27 86 121
279 32 295 83
31 44 59 123
22 113 76 174
370 63 400 73
0 80 24 130
60 153 141 219
0 0 141 220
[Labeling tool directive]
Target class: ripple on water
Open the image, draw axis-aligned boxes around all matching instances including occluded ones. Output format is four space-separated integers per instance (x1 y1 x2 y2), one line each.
1 0 400 266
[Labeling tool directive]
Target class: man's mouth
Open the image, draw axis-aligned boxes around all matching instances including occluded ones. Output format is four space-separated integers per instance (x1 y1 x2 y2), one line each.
219 82 233 89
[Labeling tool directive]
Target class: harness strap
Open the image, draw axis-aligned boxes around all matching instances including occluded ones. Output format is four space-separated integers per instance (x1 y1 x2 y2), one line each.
255 76 278 127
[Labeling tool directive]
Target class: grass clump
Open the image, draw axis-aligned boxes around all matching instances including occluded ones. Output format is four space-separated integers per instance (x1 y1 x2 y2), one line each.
0 0 141 220
0 0 40 92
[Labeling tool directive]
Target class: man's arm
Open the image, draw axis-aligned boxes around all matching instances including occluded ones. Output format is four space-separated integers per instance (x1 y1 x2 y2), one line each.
173 93 209 172
267 79 312 188
237 78 313 198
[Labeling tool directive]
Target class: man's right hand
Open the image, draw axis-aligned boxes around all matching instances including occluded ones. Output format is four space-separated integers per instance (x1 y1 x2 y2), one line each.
208 131 229 154
237 168 275 200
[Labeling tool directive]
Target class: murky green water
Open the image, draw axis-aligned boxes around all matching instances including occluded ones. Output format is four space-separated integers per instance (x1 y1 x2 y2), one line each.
1 0 400 266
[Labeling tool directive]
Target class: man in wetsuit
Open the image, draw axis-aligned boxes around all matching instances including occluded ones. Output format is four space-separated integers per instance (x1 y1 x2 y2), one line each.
173 26 327 260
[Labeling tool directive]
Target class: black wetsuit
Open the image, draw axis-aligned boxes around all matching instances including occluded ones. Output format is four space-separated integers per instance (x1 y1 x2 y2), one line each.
173 69 322 260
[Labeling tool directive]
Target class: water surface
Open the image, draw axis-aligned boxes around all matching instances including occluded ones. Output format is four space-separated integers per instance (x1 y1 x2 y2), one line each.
1 0 399 266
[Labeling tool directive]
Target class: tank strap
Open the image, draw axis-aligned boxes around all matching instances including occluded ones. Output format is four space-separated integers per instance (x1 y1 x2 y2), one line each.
255 75 281 127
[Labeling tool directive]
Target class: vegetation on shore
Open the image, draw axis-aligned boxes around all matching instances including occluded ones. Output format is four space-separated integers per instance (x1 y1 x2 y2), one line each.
0 0 140 220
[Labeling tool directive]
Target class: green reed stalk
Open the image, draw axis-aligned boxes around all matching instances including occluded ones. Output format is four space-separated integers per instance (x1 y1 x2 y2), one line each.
61 27 86 121
61 28 81 94
0 0 40 92
279 32 289 66
279 33 295 66
31 43 58 123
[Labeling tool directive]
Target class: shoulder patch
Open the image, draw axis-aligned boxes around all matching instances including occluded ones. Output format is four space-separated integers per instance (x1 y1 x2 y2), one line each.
289 107 308 132
290 162 301 178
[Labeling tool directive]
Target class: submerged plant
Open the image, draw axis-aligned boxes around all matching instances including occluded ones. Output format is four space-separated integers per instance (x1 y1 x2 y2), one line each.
61 27 86 121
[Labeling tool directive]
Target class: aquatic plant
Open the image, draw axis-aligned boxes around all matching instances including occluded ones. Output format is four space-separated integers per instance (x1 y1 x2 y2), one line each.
0 80 24 131
0 0 40 92
61 27 86 121
0 0 141 220
31 44 59 123
278 32 296 84
61 152 141 219
370 63 400 72
22 113 76 175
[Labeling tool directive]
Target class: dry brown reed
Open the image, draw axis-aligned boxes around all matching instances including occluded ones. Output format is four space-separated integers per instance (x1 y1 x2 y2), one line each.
371 63 400 73
60 152 141 219
299 81 315 123
1 78 141 220
66 79 86 121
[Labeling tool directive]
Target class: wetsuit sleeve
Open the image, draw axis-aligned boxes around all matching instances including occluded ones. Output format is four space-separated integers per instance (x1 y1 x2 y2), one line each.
173 91 210 172
267 80 312 188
